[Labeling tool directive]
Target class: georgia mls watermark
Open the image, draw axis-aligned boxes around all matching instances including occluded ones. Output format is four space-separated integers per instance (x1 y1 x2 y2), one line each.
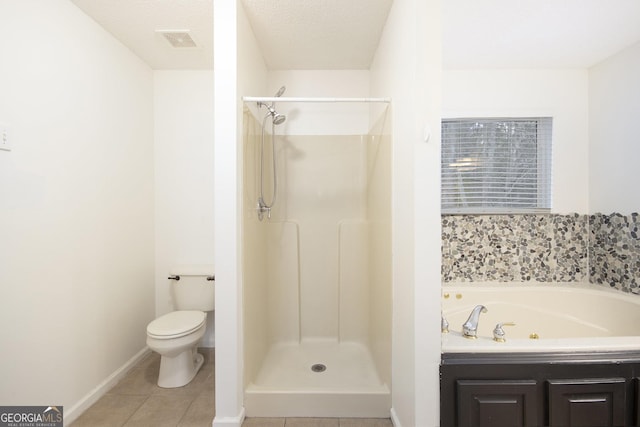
0 406 63 427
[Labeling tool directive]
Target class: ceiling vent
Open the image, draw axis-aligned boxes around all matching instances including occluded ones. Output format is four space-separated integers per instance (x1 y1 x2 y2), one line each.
157 30 197 48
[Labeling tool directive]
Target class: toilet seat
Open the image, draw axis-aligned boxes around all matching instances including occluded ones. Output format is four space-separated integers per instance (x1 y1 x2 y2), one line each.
147 310 206 339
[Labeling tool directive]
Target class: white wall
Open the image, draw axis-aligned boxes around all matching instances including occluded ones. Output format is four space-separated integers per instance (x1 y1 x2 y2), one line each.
266 70 371 135
370 0 442 425
413 0 443 424
589 41 640 214
0 0 154 420
214 0 268 425
443 69 590 214
154 70 215 346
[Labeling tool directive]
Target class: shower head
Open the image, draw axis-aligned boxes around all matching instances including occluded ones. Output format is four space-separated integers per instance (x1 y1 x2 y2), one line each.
257 86 287 125
259 103 286 125
272 112 286 125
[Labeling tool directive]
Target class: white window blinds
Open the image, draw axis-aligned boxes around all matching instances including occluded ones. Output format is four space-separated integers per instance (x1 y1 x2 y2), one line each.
441 117 552 214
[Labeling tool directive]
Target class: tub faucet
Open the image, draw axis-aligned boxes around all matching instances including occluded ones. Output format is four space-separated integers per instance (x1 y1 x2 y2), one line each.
462 305 488 339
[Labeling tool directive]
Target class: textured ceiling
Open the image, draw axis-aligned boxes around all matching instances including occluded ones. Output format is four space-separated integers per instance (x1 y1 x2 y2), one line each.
70 0 640 71
70 0 214 70
69 0 392 70
240 0 393 70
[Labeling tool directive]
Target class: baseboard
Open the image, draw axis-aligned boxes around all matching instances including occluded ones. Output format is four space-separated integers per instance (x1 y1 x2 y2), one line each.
212 407 245 427
64 347 151 426
390 407 402 427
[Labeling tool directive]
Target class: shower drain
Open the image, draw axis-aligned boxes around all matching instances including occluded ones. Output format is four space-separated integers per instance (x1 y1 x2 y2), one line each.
311 363 326 373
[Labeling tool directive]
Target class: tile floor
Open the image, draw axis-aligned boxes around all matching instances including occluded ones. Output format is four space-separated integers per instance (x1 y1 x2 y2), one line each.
71 348 215 427
70 348 393 427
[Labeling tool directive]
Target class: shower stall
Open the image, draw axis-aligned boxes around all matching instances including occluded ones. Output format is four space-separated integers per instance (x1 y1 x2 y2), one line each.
242 95 392 417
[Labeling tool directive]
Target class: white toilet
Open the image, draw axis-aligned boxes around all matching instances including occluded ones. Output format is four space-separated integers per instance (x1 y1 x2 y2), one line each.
146 273 214 388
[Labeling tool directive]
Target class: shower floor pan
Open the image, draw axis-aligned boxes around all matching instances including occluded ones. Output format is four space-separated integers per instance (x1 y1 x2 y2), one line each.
245 340 391 417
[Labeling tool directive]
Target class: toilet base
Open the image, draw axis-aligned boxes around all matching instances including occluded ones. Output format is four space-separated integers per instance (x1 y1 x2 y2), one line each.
157 347 205 388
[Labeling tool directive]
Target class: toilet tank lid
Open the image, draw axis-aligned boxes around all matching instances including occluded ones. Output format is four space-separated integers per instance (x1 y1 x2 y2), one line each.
147 310 206 338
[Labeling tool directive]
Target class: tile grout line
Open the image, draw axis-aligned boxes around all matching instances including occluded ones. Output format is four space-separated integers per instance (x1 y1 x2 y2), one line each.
121 394 152 427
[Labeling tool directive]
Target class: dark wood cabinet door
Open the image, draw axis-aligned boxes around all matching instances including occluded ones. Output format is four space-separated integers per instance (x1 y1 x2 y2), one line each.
547 378 626 427
456 379 538 427
635 378 640 427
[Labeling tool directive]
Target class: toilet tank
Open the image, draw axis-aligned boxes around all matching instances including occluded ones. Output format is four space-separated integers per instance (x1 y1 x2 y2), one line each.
170 266 215 311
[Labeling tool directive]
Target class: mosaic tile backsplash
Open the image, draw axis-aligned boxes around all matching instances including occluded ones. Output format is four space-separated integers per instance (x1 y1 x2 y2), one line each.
590 213 640 293
443 212 640 293
442 214 589 283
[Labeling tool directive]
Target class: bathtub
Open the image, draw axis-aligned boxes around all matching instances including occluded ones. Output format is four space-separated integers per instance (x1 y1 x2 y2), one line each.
442 282 640 353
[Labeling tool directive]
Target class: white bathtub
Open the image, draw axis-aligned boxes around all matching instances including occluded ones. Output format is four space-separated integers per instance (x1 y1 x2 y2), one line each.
442 282 640 353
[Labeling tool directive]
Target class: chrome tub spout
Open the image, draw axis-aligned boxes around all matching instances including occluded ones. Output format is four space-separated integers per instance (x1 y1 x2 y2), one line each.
462 305 488 339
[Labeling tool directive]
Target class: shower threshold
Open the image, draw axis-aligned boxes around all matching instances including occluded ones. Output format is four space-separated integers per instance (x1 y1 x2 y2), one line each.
245 340 390 418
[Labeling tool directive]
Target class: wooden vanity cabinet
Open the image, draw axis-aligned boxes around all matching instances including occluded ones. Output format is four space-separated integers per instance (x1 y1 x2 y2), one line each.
441 352 640 427
456 379 538 427
547 378 626 427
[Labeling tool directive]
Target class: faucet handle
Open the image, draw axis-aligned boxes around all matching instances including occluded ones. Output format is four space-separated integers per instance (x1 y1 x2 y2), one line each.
493 322 516 342
441 316 449 333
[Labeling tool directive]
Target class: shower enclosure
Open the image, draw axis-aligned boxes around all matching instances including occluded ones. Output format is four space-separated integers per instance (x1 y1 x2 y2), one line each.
242 96 392 417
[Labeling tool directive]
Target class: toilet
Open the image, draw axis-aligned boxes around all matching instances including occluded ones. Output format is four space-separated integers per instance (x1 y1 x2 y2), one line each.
146 272 214 388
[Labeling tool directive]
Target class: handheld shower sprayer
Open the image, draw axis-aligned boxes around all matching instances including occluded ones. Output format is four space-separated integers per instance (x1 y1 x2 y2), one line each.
256 86 286 221
274 86 286 98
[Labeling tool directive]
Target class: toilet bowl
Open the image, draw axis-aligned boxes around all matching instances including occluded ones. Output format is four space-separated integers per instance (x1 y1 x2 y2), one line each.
147 310 207 388
146 269 215 388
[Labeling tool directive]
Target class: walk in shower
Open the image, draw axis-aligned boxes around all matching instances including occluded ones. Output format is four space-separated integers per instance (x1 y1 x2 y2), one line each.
242 95 392 417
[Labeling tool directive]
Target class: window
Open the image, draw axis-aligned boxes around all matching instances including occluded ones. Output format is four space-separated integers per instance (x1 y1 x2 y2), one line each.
441 117 552 214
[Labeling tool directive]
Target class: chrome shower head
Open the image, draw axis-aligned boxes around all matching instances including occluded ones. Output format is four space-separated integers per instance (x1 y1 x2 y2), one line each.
259 104 286 125
257 86 287 125
272 113 286 125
